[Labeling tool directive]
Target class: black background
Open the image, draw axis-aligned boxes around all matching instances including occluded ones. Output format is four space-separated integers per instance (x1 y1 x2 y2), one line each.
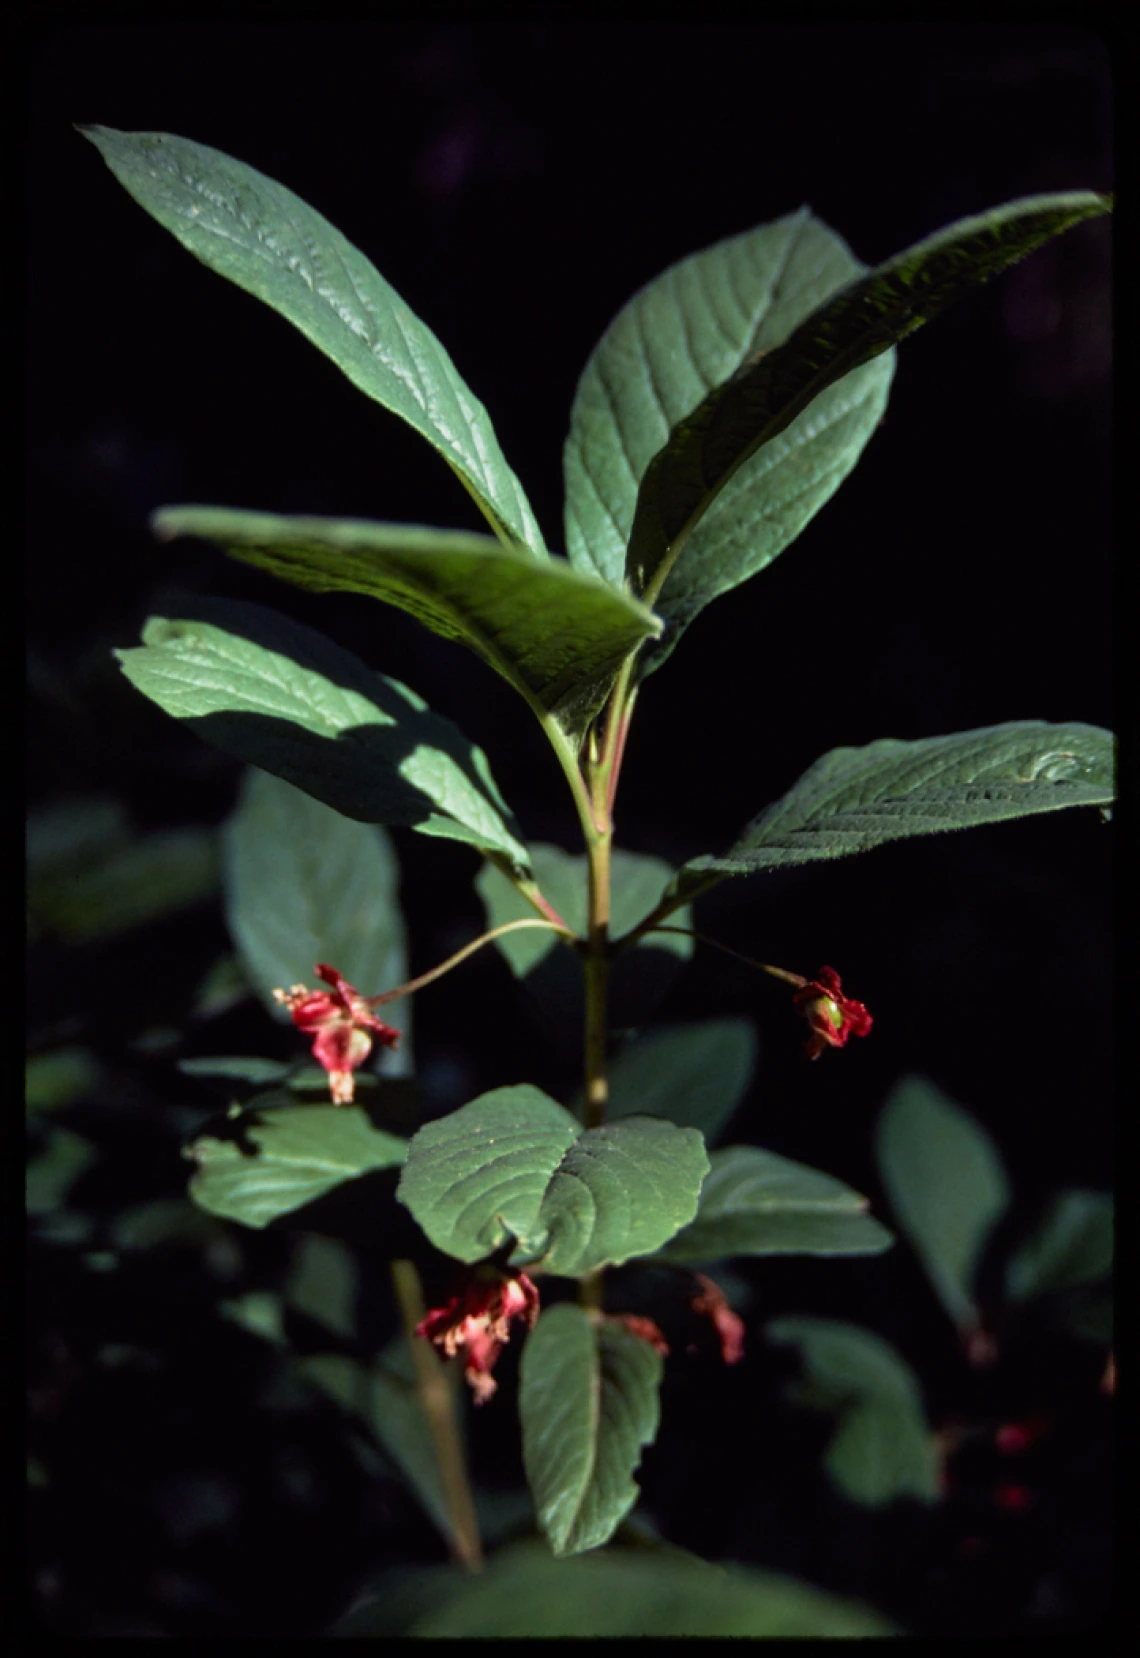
25 16 1113 1636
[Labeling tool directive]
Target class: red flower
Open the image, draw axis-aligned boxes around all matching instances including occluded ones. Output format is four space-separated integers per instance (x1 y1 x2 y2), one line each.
791 966 873 1060
417 1267 540 1405
272 962 399 1105
995 1414 1051 1456
690 1273 746 1366
609 1314 670 1357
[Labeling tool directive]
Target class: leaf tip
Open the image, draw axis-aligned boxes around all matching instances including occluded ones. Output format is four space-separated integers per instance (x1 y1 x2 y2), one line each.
150 508 182 543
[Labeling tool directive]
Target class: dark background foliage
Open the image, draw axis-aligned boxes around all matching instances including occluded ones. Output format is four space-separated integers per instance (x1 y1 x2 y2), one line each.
25 17 1112 1636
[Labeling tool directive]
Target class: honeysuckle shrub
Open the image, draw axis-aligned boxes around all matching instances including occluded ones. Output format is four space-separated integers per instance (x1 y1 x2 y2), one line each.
56 125 1111 1633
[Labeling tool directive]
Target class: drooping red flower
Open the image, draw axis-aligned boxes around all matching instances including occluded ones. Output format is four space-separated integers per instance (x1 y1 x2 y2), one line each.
791 965 873 1060
995 1414 1052 1456
272 962 399 1104
608 1314 670 1357
417 1267 540 1404
690 1273 745 1366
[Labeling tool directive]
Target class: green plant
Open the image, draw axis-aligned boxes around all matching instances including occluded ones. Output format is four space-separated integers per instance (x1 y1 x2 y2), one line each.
77 125 1112 1622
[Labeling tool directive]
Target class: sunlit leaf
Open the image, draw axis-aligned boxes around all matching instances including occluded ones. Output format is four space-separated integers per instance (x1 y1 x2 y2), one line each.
81 125 547 558
397 1085 708 1275
672 721 1114 901
187 1097 407 1229
118 599 531 871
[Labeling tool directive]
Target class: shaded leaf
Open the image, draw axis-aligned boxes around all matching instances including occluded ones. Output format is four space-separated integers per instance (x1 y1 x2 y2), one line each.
566 208 892 672
222 769 410 1067
875 1076 1010 1328
28 824 219 943
397 1085 707 1274
286 1235 358 1340
152 506 660 749
768 1317 939 1507
26 1128 97 1214
674 721 1114 898
301 1339 458 1546
399 1539 897 1635
179 1056 293 1086
1005 1190 1113 1302
520 1304 662 1556
117 600 531 871
110 1198 226 1254
81 125 546 558
25 1048 102 1116
218 1291 285 1345
654 1145 893 1263
627 193 1111 645
476 842 692 1033
186 1097 407 1229
580 1018 757 1145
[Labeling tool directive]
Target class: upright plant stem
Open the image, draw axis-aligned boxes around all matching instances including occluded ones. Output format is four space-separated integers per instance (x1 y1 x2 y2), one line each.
389 1258 483 1572
579 801 613 1314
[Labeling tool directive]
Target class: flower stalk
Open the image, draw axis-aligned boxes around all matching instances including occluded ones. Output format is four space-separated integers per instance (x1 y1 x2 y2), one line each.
367 917 578 1008
389 1258 483 1572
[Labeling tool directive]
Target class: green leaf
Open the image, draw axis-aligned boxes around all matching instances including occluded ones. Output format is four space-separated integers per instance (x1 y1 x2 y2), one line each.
674 721 1115 896
26 1127 97 1214
1005 1190 1113 1302
285 1234 358 1340
152 507 661 749
179 1056 293 1086
302 1344 458 1548
520 1304 662 1556
768 1317 939 1507
218 1290 286 1345
582 1019 757 1145
81 125 546 558
476 843 692 1032
117 600 531 872
27 824 219 943
186 1097 407 1229
654 1145 893 1263
875 1076 1010 1329
397 1085 708 1274
222 768 410 1066
400 1540 897 1635
626 193 1110 640
565 209 893 671
25 1047 102 1116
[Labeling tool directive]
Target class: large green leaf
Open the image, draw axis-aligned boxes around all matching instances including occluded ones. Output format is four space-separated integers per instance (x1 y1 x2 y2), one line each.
152 506 661 748
572 1018 756 1146
875 1076 1010 1329
1005 1190 1113 1302
186 1097 408 1229
222 769 410 1064
671 721 1114 900
565 209 893 669
81 125 546 559
397 1086 708 1275
392 1540 897 1635
626 192 1111 636
768 1317 939 1507
476 842 692 1033
117 599 531 873
520 1303 662 1556
653 1145 893 1263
